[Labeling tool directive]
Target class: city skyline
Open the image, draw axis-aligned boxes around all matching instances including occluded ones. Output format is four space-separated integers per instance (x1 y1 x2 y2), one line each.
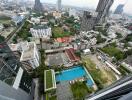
38 0 132 15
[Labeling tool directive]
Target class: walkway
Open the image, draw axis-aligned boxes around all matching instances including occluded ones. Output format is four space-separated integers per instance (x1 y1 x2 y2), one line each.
56 82 73 100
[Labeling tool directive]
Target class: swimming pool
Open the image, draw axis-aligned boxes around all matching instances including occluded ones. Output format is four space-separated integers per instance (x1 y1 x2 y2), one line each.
55 66 94 87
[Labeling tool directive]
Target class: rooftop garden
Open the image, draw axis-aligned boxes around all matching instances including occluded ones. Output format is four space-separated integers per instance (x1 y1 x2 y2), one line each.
70 82 93 100
45 70 53 89
44 69 56 92
82 56 116 89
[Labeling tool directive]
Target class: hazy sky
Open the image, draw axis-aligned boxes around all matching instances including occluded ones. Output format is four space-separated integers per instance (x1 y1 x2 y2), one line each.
39 0 132 15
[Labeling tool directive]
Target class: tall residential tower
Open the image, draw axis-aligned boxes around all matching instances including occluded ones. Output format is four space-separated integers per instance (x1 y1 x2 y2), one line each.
114 4 124 14
96 0 114 23
34 0 43 12
57 0 62 12
0 42 33 100
81 0 114 31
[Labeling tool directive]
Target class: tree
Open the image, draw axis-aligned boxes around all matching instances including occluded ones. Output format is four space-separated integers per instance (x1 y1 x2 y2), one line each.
12 36 17 43
3 23 11 28
96 34 106 44
75 51 81 58
0 35 5 43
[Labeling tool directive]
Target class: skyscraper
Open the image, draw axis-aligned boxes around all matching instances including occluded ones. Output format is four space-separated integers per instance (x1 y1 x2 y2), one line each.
81 0 113 31
0 42 33 100
81 11 97 31
114 4 124 14
57 0 61 12
86 75 132 100
96 0 114 23
34 0 43 12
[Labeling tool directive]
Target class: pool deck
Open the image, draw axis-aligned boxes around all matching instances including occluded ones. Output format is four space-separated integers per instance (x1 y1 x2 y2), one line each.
56 82 73 100
55 66 96 88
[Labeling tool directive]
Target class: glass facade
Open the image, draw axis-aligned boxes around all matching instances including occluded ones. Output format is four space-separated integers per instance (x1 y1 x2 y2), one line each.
0 42 19 86
0 42 32 93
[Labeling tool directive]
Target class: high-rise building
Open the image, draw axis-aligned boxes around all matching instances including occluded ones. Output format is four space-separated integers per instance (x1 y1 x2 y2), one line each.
34 0 43 12
57 0 62 12
81 0 113 31
114 4 124 14
81 11 98 31
0 42 33 100
96 0 114 23
86 76 132 100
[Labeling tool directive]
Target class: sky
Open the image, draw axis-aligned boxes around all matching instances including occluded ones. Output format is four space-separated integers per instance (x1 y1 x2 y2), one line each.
39 0 132 15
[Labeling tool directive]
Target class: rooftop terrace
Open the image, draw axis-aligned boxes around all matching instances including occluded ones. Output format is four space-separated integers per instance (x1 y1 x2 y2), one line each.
20 42 35 61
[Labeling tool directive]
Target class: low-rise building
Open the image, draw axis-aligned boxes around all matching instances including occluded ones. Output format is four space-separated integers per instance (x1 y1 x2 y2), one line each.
53 11 62 19
30 17 40 24
30 25 52 40
83 49 91 54
122 56 132 72
90 37 97 45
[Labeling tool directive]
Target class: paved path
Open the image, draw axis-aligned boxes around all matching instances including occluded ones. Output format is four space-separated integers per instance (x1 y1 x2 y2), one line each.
56 82 73 100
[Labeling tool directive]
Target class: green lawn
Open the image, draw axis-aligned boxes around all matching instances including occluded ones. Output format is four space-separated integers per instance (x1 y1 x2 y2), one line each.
0 16 11 24
52 27 72 38
71 82 92 100
101 46 125 60
0 20 11 24
46 70 53 89
82 56 116 89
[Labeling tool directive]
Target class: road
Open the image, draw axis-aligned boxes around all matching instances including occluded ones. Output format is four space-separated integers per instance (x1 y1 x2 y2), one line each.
6 21 25 44
5 15 29 44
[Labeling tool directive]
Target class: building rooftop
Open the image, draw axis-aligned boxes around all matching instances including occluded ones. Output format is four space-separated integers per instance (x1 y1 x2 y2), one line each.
20 42 35 61
124 55 132 66
8 44 18 51
33 25 49 29
54 37 72 43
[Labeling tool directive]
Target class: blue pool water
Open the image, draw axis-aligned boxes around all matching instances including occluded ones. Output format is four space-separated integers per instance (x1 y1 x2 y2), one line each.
55 66 94 87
